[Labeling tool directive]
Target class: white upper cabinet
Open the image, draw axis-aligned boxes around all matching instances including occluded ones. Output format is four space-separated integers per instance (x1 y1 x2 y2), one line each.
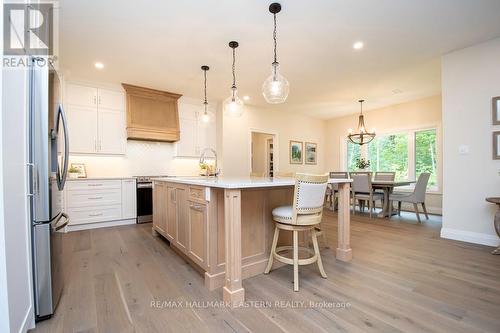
65 82 126 155
176 101 216 157
98 108 126 154
98 88 125 110
66 84 97 107
66 105 98 153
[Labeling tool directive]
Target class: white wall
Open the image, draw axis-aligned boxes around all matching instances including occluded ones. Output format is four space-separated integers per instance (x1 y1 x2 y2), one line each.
441 38 500 246
1 64 35 331
0 3 9 331
222 105 327 177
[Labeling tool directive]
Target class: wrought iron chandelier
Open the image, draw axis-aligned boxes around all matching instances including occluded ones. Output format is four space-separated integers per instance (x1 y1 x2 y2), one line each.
347 100 376 145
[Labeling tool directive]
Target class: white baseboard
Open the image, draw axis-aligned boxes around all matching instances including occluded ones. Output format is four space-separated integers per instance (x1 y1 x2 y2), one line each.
65 218 137 232
440 228 499 247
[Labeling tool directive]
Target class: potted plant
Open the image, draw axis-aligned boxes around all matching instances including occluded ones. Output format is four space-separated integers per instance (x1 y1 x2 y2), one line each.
68 166 80 178
355 158 371 171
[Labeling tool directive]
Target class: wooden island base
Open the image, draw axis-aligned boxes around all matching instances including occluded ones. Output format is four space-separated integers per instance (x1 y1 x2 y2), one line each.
152 178 352 306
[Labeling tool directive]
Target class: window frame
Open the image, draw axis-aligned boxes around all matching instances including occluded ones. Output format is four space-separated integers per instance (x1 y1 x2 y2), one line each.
341 125 440 193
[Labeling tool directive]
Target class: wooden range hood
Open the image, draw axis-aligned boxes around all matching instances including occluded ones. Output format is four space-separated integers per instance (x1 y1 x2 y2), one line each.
122 83 182 142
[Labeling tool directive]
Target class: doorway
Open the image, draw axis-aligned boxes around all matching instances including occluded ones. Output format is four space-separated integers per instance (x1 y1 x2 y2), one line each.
250 131 276 177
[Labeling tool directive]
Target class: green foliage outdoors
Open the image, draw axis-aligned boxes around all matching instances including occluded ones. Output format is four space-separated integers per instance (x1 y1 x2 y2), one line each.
347 129 437 188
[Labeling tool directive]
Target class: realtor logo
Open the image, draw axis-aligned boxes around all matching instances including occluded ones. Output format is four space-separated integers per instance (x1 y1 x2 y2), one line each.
3 3 53 56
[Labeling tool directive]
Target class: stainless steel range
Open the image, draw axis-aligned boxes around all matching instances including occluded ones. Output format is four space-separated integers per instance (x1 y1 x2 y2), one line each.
134 176 168 223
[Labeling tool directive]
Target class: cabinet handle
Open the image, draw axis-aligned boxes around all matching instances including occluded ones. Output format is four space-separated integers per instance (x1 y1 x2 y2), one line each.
88 184 103 187
98 95 101 104
93 96 97 104
89 213 103 217
189 203 205 212
88 196 103 200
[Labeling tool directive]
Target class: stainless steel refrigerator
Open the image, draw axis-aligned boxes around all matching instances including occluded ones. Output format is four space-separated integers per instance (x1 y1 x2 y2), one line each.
28 57 70 320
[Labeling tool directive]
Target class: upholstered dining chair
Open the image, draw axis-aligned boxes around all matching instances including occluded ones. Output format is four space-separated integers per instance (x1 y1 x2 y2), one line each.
351 173 383 218
373 171 396 198
326 172 349 211
389 173 430 222
264 173 329 291
374 171 396 181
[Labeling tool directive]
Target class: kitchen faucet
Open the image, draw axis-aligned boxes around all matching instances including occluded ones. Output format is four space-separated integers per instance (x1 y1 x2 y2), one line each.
199 148 220 177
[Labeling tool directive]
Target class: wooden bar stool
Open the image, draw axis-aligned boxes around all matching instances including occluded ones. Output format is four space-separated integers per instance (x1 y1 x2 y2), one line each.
264 173 329 291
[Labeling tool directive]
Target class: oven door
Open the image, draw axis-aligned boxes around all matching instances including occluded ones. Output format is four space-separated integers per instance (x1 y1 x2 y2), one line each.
136 182 153 223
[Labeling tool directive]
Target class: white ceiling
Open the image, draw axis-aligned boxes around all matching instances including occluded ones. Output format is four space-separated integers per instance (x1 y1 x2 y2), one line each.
59 0 500 119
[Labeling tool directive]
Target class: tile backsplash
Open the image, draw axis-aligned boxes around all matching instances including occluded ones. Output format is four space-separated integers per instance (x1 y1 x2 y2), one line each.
69 140 200 177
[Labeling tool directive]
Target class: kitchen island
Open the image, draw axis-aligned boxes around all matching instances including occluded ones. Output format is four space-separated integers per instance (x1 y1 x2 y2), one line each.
152 176 352 306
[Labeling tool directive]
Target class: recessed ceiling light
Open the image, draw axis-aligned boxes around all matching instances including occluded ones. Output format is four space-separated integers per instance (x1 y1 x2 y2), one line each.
353 41 364 50
94 62 104 69
243 95 250 101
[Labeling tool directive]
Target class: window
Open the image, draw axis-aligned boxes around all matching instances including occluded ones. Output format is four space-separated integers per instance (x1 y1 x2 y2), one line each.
367 133 408 180
415 129 437 188
347 142 361 171
344 128 438 191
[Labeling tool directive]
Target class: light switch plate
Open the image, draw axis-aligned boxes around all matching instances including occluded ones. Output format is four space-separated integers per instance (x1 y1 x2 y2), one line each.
458 145 470 155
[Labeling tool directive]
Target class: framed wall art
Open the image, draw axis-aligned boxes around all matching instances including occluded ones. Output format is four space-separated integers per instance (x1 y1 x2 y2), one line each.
289 140 303 164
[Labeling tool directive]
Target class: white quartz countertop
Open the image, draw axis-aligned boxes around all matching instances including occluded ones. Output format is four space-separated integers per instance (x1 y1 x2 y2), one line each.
153 176 352 189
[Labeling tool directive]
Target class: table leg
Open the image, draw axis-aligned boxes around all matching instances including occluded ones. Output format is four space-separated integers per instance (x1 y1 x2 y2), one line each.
223 189 245 306
336 182 352 261
492 208 500 255
378 187 390 218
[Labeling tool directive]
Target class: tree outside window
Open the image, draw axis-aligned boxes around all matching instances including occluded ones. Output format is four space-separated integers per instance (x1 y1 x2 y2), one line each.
347 142 361 171
415 129 437 188
344 128 438 191
367 134 409 180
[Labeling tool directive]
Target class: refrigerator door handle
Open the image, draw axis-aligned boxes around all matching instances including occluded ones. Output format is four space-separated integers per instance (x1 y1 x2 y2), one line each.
33 212 61 226
56 104 69 191
54 212 70 232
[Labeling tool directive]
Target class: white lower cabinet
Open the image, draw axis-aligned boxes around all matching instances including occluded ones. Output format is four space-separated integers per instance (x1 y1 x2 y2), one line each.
64 179 137 230
121 179 137 219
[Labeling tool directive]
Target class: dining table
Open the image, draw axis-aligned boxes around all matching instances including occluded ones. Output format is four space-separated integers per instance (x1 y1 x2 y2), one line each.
372 180 416 218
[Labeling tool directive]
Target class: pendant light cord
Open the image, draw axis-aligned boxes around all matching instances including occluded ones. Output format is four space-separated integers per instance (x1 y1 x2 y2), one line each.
203 68 208 112
231 47 236 99
273 13 278 64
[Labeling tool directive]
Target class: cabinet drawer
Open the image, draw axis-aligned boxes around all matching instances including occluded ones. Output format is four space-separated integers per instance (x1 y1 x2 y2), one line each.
66 180 122 191
188 186 206 202
66 189 121 208
67 205 122 225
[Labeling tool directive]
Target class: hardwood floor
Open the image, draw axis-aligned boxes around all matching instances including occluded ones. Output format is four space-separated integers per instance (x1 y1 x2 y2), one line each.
31 210 500 333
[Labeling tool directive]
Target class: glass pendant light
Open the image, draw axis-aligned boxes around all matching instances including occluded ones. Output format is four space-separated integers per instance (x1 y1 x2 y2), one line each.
223 41 244 117
200 65 212 123
347 100 376 145
262 3 289 104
